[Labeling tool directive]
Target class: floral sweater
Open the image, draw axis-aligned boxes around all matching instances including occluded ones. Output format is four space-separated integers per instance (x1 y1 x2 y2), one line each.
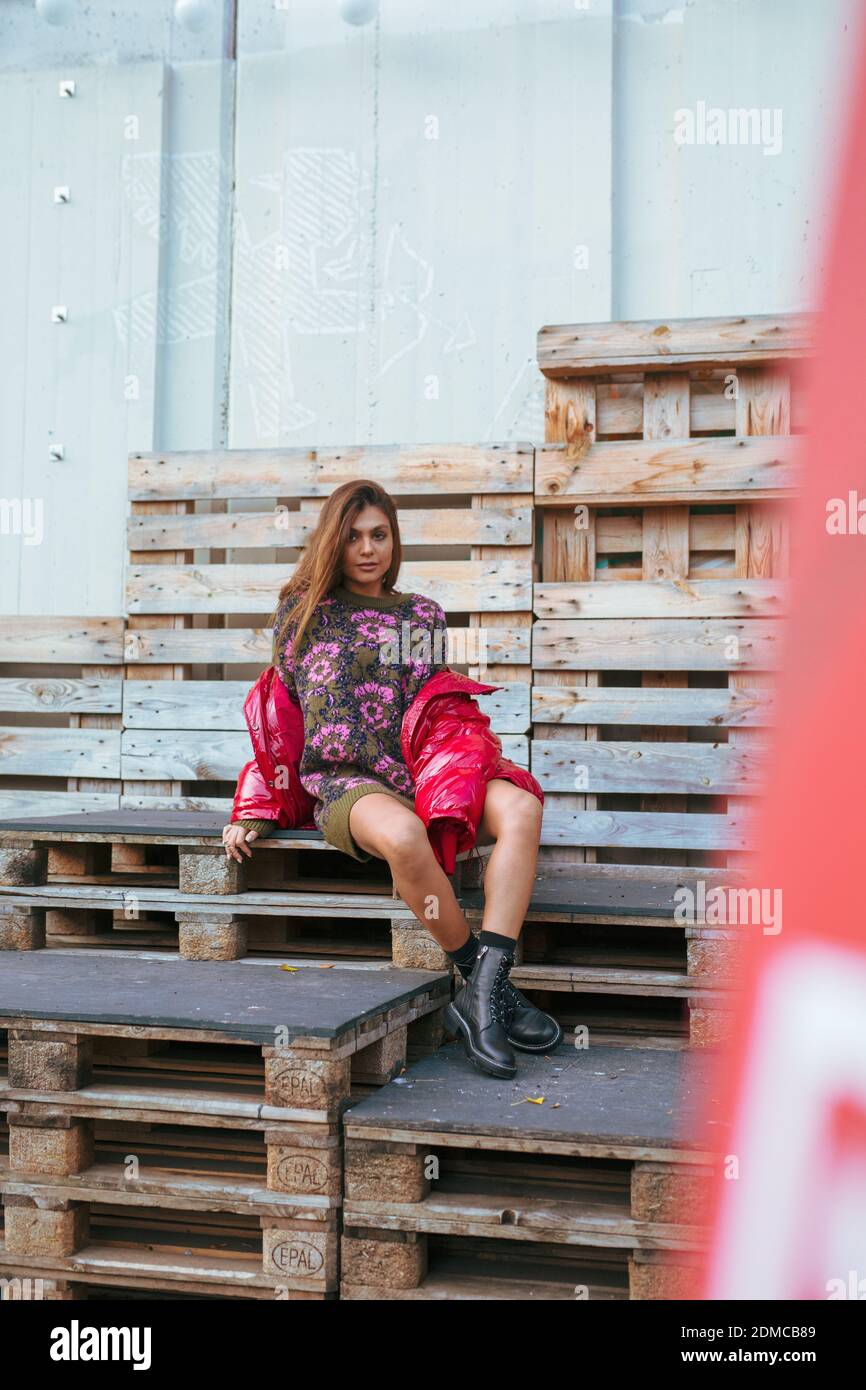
233 583 451 859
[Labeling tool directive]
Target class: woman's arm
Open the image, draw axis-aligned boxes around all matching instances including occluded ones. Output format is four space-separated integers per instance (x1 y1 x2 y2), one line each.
272 593 302 702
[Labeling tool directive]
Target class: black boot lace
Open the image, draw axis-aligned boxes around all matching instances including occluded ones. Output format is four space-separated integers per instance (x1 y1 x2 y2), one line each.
488 954 513 1026
501 977 522 1026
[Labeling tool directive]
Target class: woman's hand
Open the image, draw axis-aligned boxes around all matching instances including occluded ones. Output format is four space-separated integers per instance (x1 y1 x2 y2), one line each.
222 824 259 862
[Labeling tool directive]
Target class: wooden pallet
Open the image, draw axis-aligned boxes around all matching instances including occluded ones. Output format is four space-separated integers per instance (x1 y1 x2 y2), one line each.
340 1041 722 1301
0 810 488 965
124 443 536 809
534 310 809 876
0 951 447 1296
0 617 125 820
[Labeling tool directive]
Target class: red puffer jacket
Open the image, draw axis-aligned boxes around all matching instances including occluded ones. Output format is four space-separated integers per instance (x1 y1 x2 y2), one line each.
231 666 543 874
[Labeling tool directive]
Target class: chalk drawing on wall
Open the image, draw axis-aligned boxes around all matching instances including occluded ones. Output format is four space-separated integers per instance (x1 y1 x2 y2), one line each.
111 148 496 442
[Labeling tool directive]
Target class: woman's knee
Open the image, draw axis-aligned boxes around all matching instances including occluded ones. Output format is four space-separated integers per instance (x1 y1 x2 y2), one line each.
378 812 430 862
484 783 543 841
349 796 429 861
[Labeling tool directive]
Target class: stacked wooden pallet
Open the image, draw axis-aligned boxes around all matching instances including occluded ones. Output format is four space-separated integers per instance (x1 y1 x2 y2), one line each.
525 312 808 1046
0 441 536 1298
340 1040 722 1300
0 617 125 819
0 313 808 1302
0 810 480 971
0 951 447 1299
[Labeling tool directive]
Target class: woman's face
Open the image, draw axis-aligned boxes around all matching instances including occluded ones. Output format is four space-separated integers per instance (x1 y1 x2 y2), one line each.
342 504 393 589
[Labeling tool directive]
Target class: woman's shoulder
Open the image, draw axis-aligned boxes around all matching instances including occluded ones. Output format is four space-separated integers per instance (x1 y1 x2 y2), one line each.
271 588 303 627
406 591 445 619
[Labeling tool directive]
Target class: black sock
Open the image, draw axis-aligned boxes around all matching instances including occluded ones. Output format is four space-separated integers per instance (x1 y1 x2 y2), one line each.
478 929 516 958
446 932 479 979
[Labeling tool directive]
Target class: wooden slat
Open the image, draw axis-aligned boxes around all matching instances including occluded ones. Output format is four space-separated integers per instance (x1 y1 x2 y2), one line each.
128 501 533 552
122 678 532 732
531 684 775 728
68 664 123 801
540 809 752 852
469 495 533 715
119 793 235 813
0 727 121 778
124 495 195 808
119 730 530 781
594 513 740 556
537 312 814 377
728 368 791 870
0 677 122 715
594 380 808 438
531 741 765 796
534 578 785 620
126 560 532 615
538 377 599 867
0 791 120 817
0 618 124 664
120 730 251 781
535 436 798 504
129 443 534 501
640 375 692 865
121 624 531 667
532 619 783 671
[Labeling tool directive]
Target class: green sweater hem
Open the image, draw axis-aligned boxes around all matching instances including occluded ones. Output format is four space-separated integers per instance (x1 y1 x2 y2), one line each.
231 818 277 838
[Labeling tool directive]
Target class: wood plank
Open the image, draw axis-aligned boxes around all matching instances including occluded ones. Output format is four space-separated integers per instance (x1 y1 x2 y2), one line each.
531 684 775 727
0 678 122 715
0 883 412 917
594 380 808 438
594 513 740 556
0 792 120 817
728 368 790 871
469 493 533 699
540 808 751 851
343 1193 705 1250
0 1163 314 1217
129 444 534 501
537 312 814 377
640 376 692 865
531 741 765 796
534 578 785 619
0 618 124 664
126 560 532 615
535 436 799 504
538 377 599 867
120 623 531 667
0 727 121 778
128 501 533 552
532 619 783 670
119 729 526 781
122 677 531 732
125 493 195 805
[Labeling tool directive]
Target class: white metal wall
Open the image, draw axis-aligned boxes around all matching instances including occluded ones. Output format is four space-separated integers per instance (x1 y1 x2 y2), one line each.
0 0 855 617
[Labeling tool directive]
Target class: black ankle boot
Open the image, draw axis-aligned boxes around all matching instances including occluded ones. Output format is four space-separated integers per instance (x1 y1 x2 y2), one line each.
443 943 517 1079
501 979 563 1052
452 942 562 1054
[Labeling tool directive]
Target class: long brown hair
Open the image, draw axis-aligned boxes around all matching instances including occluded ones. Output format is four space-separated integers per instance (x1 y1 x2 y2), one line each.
271 479 404 662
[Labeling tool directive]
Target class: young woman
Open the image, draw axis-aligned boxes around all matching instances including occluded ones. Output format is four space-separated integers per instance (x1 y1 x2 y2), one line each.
223 479 561 1078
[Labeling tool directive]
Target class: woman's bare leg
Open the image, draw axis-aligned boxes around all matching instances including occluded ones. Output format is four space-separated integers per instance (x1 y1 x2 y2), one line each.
474 779 543 943
349 794 474 951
